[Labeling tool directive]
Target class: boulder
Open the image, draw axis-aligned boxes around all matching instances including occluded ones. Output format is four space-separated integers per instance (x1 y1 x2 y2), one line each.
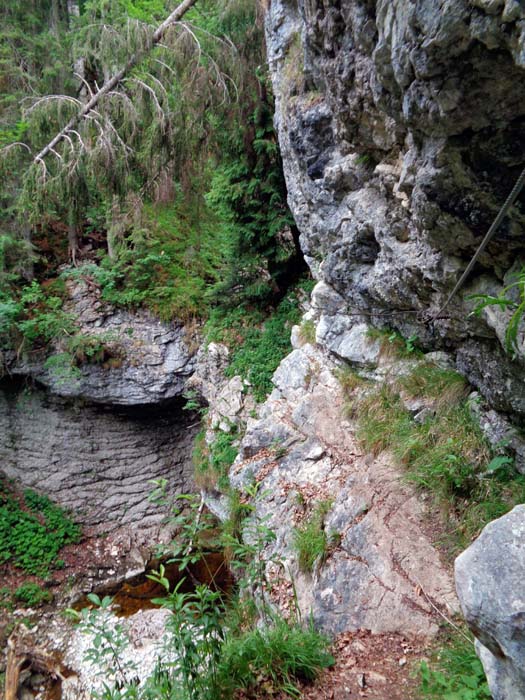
455 505 525 700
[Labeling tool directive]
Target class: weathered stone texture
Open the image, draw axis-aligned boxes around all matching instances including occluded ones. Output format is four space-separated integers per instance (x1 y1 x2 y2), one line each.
265 0 525 419
9 279 198 406
456 505 525 700
229 343 457 637
0 381 196 530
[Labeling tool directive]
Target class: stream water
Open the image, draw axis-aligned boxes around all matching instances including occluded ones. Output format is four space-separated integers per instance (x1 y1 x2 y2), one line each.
8 550 233 700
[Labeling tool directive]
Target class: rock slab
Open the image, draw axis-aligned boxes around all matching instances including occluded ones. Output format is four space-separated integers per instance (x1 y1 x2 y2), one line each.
456 505 525 700
229 342 458 637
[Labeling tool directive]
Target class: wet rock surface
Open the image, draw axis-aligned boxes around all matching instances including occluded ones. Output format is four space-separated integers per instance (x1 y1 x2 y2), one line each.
265 0 525 420
456 505 525 700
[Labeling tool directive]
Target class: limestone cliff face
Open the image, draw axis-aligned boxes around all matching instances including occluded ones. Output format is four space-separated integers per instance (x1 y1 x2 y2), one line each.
0 381 196 531
265 0 525 420
0 280 204 532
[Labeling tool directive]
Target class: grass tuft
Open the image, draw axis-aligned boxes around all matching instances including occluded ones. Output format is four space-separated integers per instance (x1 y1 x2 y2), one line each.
298 319 316 345
351 369 525 550
216 617 334 698
293 500 334 573
366 327 423 359
399 362 468 408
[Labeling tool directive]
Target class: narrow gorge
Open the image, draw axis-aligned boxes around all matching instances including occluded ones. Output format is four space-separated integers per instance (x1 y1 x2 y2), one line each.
2 1 525 699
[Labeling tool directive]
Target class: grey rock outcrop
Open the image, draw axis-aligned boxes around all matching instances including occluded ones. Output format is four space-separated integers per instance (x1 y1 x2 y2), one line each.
10 279 198 406
0 381 196 530
229 341 458 637
265 0 525 420
456 505 525 700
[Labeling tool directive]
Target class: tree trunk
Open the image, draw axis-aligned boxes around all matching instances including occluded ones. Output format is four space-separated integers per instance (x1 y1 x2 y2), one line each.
33 0 199 164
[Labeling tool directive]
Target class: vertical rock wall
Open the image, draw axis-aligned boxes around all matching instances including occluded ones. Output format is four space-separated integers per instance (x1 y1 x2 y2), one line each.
265 0 525 420
0 381 196 531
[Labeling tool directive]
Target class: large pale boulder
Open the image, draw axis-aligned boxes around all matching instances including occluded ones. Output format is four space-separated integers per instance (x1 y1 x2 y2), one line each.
455 505 525 700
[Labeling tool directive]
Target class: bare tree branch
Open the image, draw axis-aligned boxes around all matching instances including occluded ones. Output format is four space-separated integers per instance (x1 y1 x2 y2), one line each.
33 0 199 164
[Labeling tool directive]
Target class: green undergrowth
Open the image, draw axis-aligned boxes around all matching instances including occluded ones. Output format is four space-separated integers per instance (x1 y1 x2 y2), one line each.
293 499 334 574
0 277 121 381
216 617 333 698
14 582 53 607
0 476 81 576
341 361 525 551
420 632 491 700
193 428 239 492
65 197 230 323
71 492 334 700
206 279 313 402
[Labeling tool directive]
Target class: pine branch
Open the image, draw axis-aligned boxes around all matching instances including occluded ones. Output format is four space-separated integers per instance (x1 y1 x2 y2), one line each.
33 0 199 165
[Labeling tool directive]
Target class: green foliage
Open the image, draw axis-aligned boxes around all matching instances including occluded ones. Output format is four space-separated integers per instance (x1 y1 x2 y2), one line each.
71 492 333 700
68 197 230 322
347 363 525 550
469 269 525 356
207 282 311 403
293 500 334 574
193 428 239 492
0 477 81 577
420 634 491 700
206 95 301 308
67 593 137 694
2 279 74 350
215 617 334 698
1 0 302 383
14 582 52 607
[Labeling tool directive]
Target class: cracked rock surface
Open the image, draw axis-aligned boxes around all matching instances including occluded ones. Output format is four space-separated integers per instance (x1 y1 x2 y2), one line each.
0 381 196 530
229 341 457 637
265 0 525 420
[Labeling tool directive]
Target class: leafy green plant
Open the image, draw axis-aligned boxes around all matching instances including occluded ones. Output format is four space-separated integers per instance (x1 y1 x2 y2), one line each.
420 634 491 700
12 280 77 350
0 478 81 576
14 582 52 607
149 571 225 700
293 500 334 574
67 593 137 696
469 268 525 356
